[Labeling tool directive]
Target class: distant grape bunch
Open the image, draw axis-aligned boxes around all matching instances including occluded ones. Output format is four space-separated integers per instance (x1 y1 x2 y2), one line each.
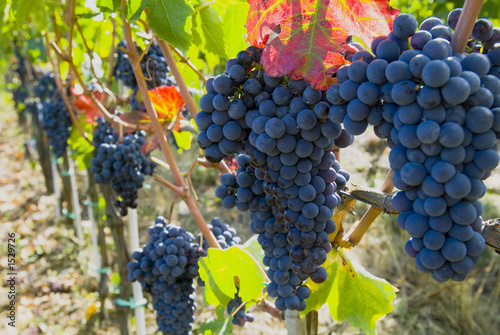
40 90 73 158
114 40 175 112
195 43 358 311
25 72 57 129
127 217 202 335
327 10 500 281
197 218 254 326
33 72 57 101
90 117 157 216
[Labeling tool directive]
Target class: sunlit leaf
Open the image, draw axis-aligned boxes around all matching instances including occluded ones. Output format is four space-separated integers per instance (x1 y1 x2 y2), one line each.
242 235 265 268
172 130 192 152
191 0 226 58
302 249 398 335
16 0 34 29
96 0 121 13
223 1 250 58
148 85 185 123
138 0 194 54
68 113 94 170
198 246 266 308
198 316 233 335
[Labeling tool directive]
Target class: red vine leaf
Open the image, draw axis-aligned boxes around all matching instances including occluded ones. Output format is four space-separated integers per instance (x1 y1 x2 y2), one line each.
246 0 399 89
71 87 107 124
148 85 185 124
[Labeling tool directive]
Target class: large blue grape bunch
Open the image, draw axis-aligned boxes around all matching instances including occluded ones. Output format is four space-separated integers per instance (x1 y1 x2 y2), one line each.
327 10 500 281
196 218 254 326
195 44 357 311
90 117 157 216
114 40 173 90
127 217 202 335
40 91 73 158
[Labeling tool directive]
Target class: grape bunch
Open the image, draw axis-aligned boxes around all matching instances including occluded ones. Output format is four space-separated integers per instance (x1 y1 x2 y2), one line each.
114 40 173 90
127 217 202 335
90 118 157 216
198 217 241 250
197 218 253 326
326 11 499 281
114 40 137 87
33 72 57 101
195 46 357 311
129 88 145 112
40 91 73 158
215 154 265 211
226 290 255 326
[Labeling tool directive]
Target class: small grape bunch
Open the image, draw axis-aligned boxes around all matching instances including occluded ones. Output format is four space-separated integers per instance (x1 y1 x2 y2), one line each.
90 118 156 216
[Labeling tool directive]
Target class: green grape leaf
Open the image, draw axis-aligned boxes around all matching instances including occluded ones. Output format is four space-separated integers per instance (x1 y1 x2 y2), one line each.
124 0 146 20
96 0 121 12
302 250 397 335
223 1 250 58
131 0 193 54
197 315 233 335
198 246 266 308
242 235 265 269
172 130 192 153
215 304 225 319
68 116 94 170
191 0 226 58
16 0 38 29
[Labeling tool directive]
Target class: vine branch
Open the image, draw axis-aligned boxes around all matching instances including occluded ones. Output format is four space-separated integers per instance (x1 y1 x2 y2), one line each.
451 0 485 53
169 45 207 84
107 17 118 87
49 39 146 131
156 37 200 119
44 35 92 145
337 169 395 248
75 20 112 97
153 173 186 197
122 17 221 249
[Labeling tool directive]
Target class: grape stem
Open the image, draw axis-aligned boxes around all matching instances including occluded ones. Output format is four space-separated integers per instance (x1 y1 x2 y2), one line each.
256 299 284 320
152 173 187 197
329 195 357 244
67 0 76 69
193 0 216 13
450 0 485 53
122 17 222 249
338 169 395 248
196 157 233 174
169 45 207 85
231 301 246 318
107 17 118 88
156 37 200 119
75 20 117 101
48 37 147 131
